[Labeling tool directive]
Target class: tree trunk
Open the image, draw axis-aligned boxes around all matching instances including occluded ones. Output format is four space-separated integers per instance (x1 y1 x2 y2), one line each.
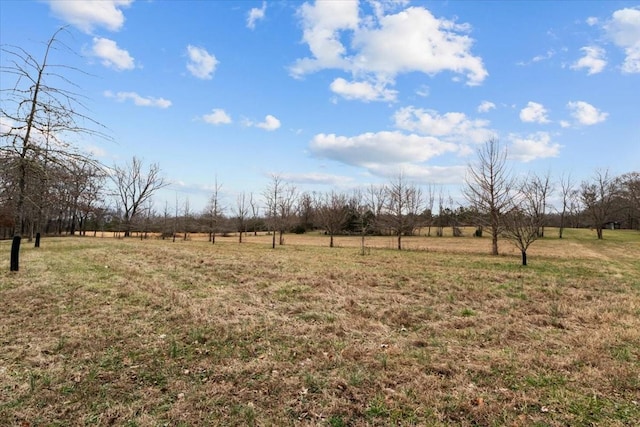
521 250 527 266
397 233 402 250
329 234 334 248
596 227 603 240
10 236 21 271
492 231 499 255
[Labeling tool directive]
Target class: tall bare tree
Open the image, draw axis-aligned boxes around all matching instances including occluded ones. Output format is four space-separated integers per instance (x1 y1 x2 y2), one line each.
110 156 167 237
580 169 619 239
1 28 106 239
464 138 513 255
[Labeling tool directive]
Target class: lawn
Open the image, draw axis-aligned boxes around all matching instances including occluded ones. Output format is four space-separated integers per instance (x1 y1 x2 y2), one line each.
1 229 639 426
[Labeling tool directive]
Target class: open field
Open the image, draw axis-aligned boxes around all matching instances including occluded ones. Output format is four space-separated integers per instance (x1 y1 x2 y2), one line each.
1 230 639 426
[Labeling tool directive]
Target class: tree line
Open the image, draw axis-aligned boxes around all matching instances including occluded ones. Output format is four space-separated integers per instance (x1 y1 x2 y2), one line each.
2 30 639 268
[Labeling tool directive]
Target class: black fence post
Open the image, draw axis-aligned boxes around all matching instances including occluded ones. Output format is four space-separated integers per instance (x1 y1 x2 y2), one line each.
10 236 21 272
35 232 41 248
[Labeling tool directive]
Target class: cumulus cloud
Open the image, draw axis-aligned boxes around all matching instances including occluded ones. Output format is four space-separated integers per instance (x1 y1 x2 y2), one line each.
309 131 457 169
91 37 135 71
330 77 397 102
509 132 561 162
104 90 171 108
247 2 267 29
567 101 608 125
519 102 550 124
250 115 281 131
290 3 487 100
47 0 132 33
605 7 640 73
571 46 607 74
393 107 494 144
477 101 496 113
202 109 231 125
186 45 218 79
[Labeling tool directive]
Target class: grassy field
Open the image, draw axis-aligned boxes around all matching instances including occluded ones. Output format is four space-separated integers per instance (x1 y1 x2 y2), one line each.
1 229 639 426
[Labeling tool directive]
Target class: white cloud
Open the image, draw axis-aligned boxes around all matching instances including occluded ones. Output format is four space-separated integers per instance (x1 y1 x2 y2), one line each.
559 120 571 128
330 77 397 102
571 46 607 74
519 101 550 124
567 101 608 125
586 17 599 26
104 91 171 108
309 131 457 168
509 132 561 162
247 2 267 29
91 37 135 71
291 3 487 100
351 7 487 86
477 101 496 113
279 172 354 186
202 109 231 125
291 0 359 76
605 7 640 73
47 0 132 33
255 115 281 131
186 45 218 80
393 106 494 144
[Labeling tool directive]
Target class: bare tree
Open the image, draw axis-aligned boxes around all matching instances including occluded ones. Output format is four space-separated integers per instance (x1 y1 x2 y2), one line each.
384 173 423 250
464 138 513 255
205 177 224 244
264 174 283 249
618 172 640 230
277 184 298 245
234 192 249 243
182 197 191 241
502 177 547 266
109 156 167 237
366 184 387 234
580 169 619 239
314 190 349 248
263 174 297 247
249 192 260 236
558 173 576 239
526 172 552 238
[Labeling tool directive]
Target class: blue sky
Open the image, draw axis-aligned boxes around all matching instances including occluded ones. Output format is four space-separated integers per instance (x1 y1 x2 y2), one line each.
1 0 639 212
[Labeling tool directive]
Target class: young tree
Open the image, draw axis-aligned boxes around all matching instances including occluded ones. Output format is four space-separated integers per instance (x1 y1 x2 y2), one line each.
234 192 249 243
263 174 283 249
464 138 513 255
365 183 387 235
109 156 167 237
263 174 297 247
383 173 423 250
314 190 349 248
580 169 619 239
249 192 261 236
558 173 576 238
205 178 224 244
502 177 547 266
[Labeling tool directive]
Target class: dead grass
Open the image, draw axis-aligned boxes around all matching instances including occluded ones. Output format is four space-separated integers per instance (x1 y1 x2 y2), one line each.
1 229 639 426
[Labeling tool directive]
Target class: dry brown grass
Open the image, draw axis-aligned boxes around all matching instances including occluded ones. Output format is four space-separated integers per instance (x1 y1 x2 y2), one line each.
1 229 639 426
